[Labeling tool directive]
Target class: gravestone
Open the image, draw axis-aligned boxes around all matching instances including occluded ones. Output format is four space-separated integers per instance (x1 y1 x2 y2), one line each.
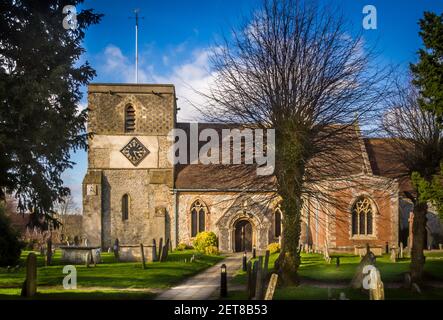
113 238 120 260
152 239 157 262
190 254 195 263
350 245 377 289
439 243 443 251
85 251 91 268
140 244 146 269
107 247 111 253
399 243 404 259
46 238 52 266
160 239 170 262
390 247 397 263
21 253 37 297
158 238 163 261
84 238 89 247
369 267 385 300
246 261 252 298
255 256 264 300
263 250 270 280
264 274 278 300
250 260 258 299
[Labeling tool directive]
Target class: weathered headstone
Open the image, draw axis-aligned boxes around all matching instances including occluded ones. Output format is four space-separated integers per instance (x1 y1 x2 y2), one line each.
21 253 37 297
390 247 397 263
263 250 270 280
255 256 264 299
85 251 91 268
113 238 120 260
46 238 52 266
399 243 404 259
152 239 157 262
439 243 443 251
84 238 89 247
160 239 170 262
246 260 252 297
250 260 258 299
158 238 163 261
350 247 377 289
369 267 385 300
264 273 278 300
190 254 195 263
140 244 146 269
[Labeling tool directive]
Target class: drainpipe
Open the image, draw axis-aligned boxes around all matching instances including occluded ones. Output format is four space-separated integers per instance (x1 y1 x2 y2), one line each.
174 189 179 247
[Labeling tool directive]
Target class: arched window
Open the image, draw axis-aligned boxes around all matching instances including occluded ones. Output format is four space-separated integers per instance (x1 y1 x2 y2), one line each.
352 197 374 236
190 200 207 237
274 208 282 238
122 194 130 221
125 105 135 132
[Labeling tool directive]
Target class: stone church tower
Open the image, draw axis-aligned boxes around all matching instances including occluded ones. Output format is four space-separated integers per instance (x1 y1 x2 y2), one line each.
82 84 176 248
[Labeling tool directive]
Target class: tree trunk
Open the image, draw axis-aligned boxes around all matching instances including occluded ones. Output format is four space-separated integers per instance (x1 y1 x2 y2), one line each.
410 201 427 283
275 191 302 285
274 126 307 285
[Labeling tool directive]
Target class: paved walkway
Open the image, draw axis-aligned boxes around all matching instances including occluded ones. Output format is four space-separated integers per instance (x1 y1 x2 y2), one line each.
155 253 243 300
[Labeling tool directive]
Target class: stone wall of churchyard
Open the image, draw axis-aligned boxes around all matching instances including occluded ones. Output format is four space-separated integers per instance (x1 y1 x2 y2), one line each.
176 192 278 252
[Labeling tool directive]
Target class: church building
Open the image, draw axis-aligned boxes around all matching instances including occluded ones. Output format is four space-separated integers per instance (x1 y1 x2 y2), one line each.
82 83 442 254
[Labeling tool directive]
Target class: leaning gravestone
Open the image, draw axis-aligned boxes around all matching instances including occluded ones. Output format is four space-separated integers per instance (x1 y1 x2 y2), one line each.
158 238 163 261
264 273 278 300
369 267 385 300
160 239 170 262
21 253 37 297
350 245 377 289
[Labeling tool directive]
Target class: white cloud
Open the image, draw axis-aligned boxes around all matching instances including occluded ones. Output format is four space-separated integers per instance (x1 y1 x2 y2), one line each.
97 44 218 121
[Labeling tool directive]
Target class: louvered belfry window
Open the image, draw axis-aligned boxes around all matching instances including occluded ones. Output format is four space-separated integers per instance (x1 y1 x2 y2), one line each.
125 105 135 132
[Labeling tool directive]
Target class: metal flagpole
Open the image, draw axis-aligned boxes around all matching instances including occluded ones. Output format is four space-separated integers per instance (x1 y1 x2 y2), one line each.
134 9 139 83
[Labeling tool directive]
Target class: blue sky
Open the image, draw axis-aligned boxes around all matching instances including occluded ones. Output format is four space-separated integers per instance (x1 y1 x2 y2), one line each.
63 0 443 210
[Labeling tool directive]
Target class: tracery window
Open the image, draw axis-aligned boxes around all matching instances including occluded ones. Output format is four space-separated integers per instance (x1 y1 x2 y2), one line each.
191 200 207 237
351 197 374 236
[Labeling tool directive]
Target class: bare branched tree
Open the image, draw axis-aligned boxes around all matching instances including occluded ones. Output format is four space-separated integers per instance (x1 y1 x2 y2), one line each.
197 0 391 283
380 79 443 283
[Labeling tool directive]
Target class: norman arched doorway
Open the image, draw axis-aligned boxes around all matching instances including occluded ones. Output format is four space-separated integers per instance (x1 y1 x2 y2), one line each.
234 220 253 252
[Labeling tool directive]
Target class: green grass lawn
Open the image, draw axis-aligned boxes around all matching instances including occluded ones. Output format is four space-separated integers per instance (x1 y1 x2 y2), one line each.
0 249 223 299
229 251 443 300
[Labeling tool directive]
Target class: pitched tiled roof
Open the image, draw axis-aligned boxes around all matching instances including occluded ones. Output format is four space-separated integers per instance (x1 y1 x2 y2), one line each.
363 138 413 193
174 123 368 190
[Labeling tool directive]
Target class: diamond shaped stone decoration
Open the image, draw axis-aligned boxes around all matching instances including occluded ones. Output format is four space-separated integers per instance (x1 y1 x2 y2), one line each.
120 137 150 166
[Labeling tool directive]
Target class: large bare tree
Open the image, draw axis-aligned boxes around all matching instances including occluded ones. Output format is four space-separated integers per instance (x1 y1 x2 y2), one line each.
380 80 442 283
198 0 390 284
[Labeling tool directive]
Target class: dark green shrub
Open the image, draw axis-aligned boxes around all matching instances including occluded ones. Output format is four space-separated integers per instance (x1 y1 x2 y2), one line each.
0 204 23 266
